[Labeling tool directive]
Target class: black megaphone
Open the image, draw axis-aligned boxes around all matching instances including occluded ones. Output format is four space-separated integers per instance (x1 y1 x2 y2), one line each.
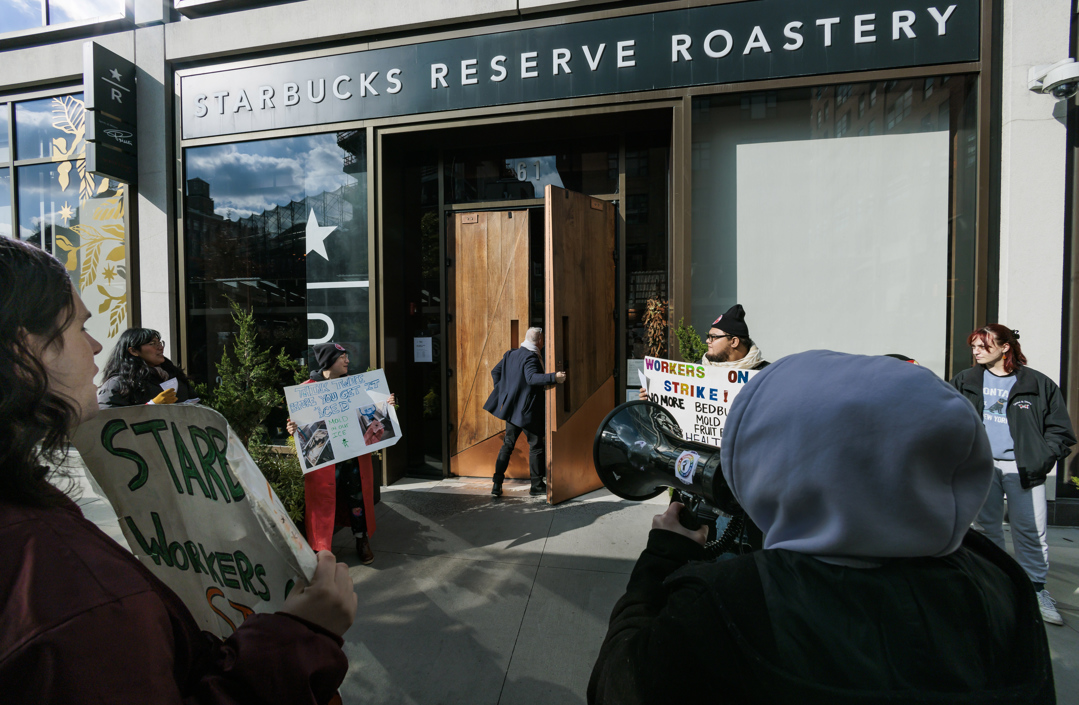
592 400 741 517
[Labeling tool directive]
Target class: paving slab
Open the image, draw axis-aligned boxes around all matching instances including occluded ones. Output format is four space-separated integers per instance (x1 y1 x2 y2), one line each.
499 565 628 705
340 551 539 705
367 492 556 566
540 500 658 574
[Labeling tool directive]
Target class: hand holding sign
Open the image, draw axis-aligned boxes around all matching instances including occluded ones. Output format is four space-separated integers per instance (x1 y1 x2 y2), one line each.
280 551 357 636
149 388 178 405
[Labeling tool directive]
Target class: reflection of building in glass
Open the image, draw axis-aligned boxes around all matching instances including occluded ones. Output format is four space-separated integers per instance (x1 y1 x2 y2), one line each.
183 150 363 387
810 78 955 140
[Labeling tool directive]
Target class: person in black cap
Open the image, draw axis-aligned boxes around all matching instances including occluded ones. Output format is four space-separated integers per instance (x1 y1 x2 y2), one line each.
701 304 768 369
638 304 768 401
286 342 395 565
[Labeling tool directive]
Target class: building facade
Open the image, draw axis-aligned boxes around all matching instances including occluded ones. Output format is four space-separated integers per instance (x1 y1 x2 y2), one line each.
4 0 1079 516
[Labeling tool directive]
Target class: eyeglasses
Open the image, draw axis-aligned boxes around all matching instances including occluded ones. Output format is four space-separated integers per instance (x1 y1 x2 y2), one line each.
144 338 165 348
705 334 733 342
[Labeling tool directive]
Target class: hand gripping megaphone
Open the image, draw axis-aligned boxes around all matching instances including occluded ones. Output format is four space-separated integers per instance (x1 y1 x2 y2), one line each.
593 400 747 553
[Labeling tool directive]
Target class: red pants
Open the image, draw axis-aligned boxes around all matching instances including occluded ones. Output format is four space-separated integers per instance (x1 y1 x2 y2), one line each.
303 455 377 552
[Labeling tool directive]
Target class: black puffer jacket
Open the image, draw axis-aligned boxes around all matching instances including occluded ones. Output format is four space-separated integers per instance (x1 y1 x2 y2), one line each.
949 365 1075 489
588 530 1054 705
97 358 194 408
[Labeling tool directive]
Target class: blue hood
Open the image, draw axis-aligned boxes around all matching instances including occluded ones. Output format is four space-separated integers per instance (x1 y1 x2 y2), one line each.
720 350 993 559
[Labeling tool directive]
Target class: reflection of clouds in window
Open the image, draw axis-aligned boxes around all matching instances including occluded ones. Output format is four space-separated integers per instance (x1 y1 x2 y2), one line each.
0 169 11 238
187 134 354 219
17 162 77 242
15 95 85 160
0 0 42 34
48 0 125 23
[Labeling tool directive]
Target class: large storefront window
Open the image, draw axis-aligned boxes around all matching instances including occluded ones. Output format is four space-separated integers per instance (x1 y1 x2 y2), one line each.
184 132 369 409
0 95 129 374
691 76 978 378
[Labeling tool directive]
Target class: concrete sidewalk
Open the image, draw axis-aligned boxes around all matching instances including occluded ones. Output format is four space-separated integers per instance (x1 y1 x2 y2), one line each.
74 470 1079 704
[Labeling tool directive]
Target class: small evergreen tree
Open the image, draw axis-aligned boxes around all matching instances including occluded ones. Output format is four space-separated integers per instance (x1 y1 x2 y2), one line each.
196 299 306 446
674 318 708 364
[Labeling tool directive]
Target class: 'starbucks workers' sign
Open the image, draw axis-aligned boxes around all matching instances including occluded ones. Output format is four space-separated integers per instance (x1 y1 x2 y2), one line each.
72 404 317 638
640 356 759 447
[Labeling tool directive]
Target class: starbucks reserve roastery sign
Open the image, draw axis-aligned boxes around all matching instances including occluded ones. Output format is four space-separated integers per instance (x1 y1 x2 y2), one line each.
180 0 979 139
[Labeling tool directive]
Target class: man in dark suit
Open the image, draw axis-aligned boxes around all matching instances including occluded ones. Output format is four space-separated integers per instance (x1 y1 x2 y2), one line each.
483 327 567 496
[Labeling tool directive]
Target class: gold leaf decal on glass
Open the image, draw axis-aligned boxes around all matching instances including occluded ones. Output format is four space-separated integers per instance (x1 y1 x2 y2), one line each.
79 162 96 204
93 195 124 221
81 240 102 290
54 235 78 271
108 296 127 338
57 162 72 191
50 94 127 351
51 96 85 140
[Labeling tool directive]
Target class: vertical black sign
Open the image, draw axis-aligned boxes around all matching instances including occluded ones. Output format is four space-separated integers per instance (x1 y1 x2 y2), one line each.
83 41 138 184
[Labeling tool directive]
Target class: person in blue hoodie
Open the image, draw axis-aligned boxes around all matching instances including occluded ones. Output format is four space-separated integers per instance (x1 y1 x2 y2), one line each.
589 351 1054 705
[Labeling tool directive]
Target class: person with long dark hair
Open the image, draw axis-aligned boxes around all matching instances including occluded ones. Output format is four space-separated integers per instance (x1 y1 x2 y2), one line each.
0 238 355 703
97 327 193 408
950 324 1076 627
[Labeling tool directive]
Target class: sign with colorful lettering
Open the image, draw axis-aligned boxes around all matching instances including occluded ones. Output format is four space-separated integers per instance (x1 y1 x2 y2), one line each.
71 404 317 638
283 369 401 473
180 0 980 139
640 356 759 447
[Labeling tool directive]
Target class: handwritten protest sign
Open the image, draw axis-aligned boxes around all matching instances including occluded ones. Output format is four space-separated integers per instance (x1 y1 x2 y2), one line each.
640 356 760 447
72 405 317 638
283 369 401 473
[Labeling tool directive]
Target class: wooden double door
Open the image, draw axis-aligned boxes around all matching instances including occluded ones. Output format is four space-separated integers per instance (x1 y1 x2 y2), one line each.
447 187 616 504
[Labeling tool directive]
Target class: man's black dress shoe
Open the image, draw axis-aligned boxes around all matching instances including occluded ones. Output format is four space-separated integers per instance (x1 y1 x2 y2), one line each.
491 483 503 497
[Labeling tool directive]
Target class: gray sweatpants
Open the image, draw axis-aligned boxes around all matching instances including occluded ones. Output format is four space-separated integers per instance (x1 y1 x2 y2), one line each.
973 460 1049 584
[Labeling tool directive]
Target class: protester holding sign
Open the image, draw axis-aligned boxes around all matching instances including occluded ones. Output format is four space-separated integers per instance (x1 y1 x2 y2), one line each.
639 304 768 401
97 327 194 407
0 238 354 704
286 342 395 565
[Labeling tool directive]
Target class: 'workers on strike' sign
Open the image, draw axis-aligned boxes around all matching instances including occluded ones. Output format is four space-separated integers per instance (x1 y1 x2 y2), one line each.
639 356 759 447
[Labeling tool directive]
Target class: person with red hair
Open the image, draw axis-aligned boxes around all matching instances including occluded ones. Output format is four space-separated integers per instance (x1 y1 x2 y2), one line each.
950 324 1075 626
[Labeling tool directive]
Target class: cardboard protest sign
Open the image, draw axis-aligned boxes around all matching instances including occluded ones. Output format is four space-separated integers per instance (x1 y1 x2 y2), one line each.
640 356 760 447
283 369 401 473
72 405 317 638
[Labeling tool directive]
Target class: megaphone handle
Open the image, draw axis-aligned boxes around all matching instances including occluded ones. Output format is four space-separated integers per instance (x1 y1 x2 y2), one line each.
677 504 702 531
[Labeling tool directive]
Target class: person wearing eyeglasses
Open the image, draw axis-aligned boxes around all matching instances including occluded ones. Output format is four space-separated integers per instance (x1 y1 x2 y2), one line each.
638 304 768 401
97 328 193 408
949 324 1076 627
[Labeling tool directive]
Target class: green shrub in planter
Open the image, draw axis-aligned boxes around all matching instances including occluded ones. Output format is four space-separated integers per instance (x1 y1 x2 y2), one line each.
674 318 708 364
248 435 306 526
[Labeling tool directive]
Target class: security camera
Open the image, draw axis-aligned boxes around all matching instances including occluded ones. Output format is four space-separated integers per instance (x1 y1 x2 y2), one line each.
1028 59 1079 99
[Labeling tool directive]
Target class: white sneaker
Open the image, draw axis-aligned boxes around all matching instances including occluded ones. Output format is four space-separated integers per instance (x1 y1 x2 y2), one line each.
1038 589 1064 626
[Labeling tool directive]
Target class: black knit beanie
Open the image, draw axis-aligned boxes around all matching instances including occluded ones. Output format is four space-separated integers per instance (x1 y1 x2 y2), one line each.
712 304 750 339
312 343 348 372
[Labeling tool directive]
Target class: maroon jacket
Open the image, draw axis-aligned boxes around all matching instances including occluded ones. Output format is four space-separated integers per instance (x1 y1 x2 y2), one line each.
0 491 348 704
